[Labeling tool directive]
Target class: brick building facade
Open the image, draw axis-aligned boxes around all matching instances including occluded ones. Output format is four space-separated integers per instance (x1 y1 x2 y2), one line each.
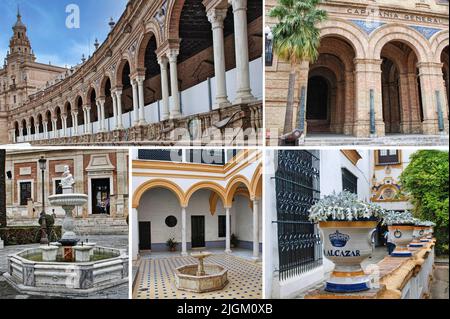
4 149 129 234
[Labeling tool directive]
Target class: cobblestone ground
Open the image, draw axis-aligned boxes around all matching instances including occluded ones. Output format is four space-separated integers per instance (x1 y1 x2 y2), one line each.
0 235 129 299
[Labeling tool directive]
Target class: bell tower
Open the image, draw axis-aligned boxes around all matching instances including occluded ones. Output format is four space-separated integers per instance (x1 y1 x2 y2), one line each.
7 7 36 64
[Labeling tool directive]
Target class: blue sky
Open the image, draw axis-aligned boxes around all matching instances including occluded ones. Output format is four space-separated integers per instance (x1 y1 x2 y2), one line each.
0 0 127 68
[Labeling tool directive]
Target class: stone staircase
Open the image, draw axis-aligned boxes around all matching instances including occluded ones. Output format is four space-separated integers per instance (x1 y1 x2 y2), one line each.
7 215 128 235
74 216 128 235
303 134 449 146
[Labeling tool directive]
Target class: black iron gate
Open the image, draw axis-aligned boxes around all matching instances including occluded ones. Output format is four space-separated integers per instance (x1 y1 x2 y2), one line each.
274 150 322 281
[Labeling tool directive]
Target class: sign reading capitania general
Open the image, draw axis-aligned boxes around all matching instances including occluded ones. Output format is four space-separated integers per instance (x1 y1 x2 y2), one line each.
347 8 445 24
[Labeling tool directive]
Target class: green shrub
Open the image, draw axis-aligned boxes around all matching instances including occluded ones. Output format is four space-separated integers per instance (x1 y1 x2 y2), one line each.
0 226 62 245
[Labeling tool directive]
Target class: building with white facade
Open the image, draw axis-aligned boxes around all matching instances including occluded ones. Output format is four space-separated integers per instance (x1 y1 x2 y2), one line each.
131 149 262 261
264 149 423 299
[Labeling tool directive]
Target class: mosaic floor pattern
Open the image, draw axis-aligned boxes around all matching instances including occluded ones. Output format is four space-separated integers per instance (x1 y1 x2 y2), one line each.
133 254 262 299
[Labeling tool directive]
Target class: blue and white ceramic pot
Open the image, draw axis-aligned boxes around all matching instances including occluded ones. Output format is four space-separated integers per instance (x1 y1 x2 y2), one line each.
388 224 414 257
410 226 426 247
319 221 377 293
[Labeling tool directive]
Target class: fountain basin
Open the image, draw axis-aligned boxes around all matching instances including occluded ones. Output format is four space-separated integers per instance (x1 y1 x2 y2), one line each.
3 246 128 297
175 264 228 293
48 193 88 207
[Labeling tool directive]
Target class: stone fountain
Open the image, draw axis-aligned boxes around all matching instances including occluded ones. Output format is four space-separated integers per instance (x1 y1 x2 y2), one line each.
175 252 228 293
3 166 128 297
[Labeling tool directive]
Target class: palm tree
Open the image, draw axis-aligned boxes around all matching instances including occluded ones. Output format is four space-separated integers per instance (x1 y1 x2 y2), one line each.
269 0 327 135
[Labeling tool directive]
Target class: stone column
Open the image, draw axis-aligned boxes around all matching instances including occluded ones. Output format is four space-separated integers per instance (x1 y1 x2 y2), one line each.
97 98 106 132
43 121 48 139
110 91 118 130
52 119 58 139
158 56 170 120
61 115 67 137
83 108 88 134
252 199 259 259
353 59 385 137
26 126 31 141
115 90 124 129
417 62 449 134
168 50 182 118
131 79 139 125
72 112 78 135
181 206 187 256
230 0 255 104
225 207 231 253
85 107 92 134
34 125 39 140
207 8 231 109
131 208 139 260
137 76 147 125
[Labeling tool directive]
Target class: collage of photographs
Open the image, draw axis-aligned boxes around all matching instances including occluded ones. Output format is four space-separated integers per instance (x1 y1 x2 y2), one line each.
0 0 448 304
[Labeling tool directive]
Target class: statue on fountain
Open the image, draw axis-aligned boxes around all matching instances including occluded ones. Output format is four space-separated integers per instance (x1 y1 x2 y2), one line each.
60 166 75 192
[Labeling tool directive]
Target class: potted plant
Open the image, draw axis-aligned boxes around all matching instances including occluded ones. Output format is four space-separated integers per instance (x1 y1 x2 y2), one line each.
309 191 384 293
381 210 417 257
410 220 434 247
166 238 178 252
230 234 239 248
419 220 435 242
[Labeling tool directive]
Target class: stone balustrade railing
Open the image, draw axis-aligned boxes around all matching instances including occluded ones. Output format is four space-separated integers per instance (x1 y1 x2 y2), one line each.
30 102 262 146
305 240 436 299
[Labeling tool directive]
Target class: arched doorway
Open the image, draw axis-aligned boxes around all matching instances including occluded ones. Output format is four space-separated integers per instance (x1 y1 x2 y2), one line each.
88 87 98 125
37 114 43 135
45 111 52 134
55 107 62 131
306 75 331 133
381 58 401 133
30 117 35 136
76 96 84 131
65 102 73 134
380 41 424 134
306 36 356 135
21 119 27 137
14 121 19 140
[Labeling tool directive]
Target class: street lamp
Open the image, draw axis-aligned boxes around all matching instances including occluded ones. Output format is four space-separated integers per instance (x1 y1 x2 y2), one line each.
38 156 49 245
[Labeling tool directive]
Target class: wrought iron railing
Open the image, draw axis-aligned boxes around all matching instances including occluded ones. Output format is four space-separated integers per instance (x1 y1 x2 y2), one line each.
274 150 322 281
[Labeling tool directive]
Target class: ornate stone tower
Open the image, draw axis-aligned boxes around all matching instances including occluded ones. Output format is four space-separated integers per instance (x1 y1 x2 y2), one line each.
0 7 66 144
6 7 36 65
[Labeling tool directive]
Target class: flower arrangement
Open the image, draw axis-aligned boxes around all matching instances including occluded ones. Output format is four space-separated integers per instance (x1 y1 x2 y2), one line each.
381 210 418 225
308 191 384 223
416 220 436 227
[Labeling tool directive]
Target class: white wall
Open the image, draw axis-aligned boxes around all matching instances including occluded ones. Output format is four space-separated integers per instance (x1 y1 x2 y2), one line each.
320 149 371 201
265 149 373 298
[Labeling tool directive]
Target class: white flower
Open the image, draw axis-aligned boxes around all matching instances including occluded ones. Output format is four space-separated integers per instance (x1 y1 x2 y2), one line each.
308 191 384 222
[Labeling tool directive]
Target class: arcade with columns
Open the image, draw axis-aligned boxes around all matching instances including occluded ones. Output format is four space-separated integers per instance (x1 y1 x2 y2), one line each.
131 149 262 260
265 0 449 140
4 0 262 145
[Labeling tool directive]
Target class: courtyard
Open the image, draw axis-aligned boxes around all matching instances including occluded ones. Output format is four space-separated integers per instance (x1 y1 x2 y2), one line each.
133 249 262 299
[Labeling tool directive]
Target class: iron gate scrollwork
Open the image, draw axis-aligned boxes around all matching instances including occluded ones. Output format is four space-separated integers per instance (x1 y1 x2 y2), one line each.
274 150 322 281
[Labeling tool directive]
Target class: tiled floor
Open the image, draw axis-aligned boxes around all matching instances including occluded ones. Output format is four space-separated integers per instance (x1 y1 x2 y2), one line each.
133 253 262 299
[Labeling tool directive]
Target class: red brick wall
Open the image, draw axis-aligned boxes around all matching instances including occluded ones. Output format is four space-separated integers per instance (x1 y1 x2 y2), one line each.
14 162 37 204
